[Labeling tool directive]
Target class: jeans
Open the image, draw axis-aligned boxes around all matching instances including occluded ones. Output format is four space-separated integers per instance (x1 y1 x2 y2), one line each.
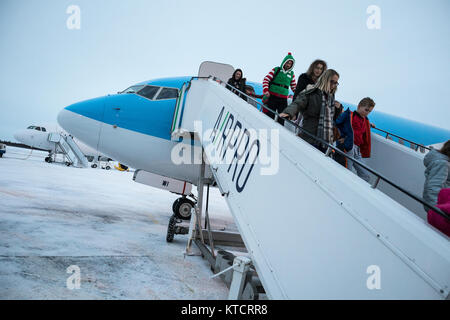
345 145 371 182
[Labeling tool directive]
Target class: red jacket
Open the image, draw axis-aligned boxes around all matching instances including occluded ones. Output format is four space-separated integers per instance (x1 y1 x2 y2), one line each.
349 111 372 158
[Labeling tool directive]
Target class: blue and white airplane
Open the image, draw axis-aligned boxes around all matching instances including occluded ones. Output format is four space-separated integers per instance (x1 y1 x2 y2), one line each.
57 68 450 299
57 74 450 215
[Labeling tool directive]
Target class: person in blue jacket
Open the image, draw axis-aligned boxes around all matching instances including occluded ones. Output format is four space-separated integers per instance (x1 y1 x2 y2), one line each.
334 97 375 182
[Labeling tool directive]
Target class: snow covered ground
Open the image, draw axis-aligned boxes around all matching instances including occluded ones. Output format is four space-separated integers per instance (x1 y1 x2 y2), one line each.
0 146 238 299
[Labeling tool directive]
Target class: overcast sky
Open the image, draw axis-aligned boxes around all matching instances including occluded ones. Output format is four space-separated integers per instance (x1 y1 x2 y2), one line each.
1 0 449 141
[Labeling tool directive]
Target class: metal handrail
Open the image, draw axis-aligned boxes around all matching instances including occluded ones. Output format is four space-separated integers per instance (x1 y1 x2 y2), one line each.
371 127 431 152
189 76 450 222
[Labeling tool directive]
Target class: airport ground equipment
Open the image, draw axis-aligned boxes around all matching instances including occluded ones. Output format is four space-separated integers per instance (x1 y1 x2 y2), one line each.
47 133 88 167
169 74 450 300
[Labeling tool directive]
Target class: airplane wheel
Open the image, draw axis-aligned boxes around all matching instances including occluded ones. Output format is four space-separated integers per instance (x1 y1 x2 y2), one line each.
91 164 97 168
105 166 111 170
166 215 177 242
174 198 194 220
65 162 71 166
172 198 181 214
45 157 51 163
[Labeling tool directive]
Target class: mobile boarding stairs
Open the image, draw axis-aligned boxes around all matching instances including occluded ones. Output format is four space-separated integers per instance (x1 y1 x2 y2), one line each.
168 74 450 300
47 133 88 168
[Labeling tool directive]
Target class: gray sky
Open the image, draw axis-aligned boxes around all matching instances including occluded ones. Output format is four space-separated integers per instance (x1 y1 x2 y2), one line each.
1 0 449 141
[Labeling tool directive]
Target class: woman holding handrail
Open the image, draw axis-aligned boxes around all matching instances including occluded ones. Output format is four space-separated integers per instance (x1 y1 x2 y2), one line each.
227 69 247 101
280 69 341 152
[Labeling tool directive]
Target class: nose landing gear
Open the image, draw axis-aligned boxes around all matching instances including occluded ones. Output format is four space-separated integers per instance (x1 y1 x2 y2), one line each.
166 195 197 243
172 196 195 220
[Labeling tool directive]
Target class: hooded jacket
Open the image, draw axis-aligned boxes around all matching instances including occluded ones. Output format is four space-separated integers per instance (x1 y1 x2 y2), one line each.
335 108 372 157
423 149 450 209
263 53 297 98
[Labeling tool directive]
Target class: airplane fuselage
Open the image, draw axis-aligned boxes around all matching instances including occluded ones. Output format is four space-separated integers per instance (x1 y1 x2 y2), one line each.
57 76 450 184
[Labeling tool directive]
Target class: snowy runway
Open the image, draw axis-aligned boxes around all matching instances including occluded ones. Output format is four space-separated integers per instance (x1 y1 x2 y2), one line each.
0 147 236 299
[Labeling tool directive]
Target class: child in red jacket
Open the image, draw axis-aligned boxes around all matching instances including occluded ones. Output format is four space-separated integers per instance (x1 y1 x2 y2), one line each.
335 97 375 182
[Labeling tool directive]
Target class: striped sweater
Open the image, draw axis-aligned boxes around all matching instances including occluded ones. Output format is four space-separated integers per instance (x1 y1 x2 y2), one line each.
263 68 297 98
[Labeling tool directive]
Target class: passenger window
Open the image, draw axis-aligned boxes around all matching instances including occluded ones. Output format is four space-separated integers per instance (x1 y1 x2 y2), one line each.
155 88 179 100
137 86 160 100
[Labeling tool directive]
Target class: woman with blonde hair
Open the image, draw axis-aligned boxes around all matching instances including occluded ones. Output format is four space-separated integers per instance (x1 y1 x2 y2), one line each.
280 69 341 151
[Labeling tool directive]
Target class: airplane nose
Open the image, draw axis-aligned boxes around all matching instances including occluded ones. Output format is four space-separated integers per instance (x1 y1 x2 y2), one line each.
57 96 106 151
13 132 22 143
13 130 27 143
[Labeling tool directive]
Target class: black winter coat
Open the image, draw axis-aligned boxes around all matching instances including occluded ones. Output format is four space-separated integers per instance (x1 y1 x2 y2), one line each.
292 73 315 101
227 78 246 94
283 87 331 145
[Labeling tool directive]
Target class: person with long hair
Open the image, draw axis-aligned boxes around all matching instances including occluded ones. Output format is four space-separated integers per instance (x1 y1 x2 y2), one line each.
292 59 327 101
280 69 341 151
227 68 247 100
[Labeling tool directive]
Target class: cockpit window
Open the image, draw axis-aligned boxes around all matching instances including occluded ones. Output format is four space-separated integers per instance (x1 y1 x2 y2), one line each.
137 85 160 100
121 85 145 94
41 127 46 132
155 87 179 100
27 126 36 130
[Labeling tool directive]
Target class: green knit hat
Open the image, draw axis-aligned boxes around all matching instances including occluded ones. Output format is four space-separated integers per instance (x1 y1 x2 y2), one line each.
280 52 295 72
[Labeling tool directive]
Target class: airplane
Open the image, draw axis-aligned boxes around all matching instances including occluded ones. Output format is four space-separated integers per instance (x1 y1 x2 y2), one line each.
56 62 450 299
56 70 450 219
13 124 114 168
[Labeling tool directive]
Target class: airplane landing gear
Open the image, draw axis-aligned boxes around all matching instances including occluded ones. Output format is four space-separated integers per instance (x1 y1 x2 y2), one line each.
166 194 197 243
166 214 190 243
172 196 195 220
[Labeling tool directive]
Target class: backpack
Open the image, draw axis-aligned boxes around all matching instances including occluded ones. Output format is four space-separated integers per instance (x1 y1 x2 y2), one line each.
262 67 282 113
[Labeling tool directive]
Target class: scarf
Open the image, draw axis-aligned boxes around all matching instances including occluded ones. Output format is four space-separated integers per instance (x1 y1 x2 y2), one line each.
317 91 335 144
